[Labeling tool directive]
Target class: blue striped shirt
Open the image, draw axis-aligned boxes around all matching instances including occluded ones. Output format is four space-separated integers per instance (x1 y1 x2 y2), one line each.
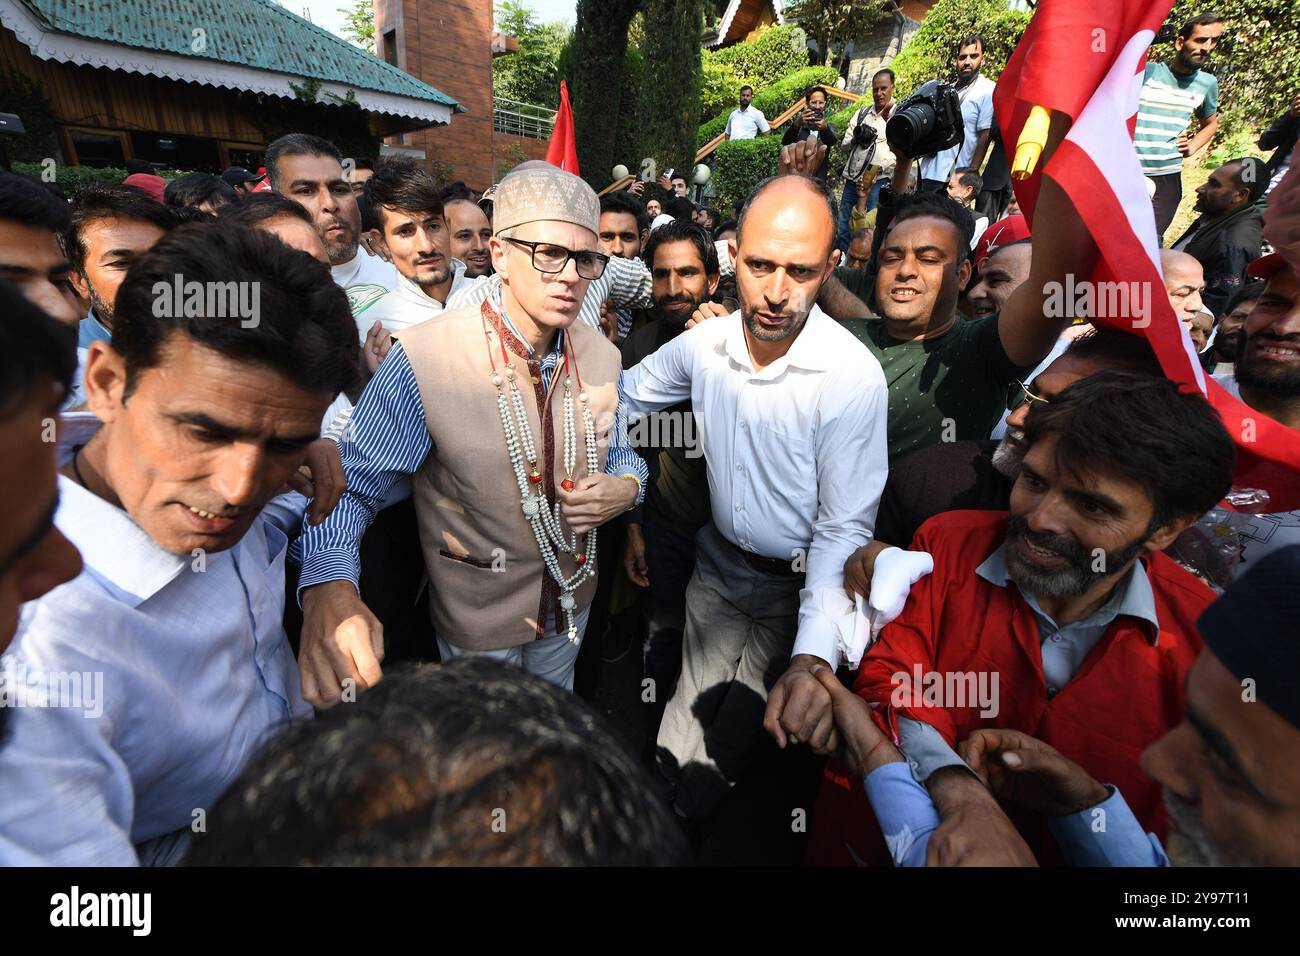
297 322 647 596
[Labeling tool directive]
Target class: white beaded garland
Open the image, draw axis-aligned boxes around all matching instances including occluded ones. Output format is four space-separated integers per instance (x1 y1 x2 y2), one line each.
493 363 598 643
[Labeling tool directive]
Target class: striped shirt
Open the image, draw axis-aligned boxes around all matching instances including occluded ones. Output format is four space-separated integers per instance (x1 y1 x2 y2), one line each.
1136 62 1218 177
297 301 648 595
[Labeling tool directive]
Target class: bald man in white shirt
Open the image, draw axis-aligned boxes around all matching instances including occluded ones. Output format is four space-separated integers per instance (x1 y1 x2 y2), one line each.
620 175 889 820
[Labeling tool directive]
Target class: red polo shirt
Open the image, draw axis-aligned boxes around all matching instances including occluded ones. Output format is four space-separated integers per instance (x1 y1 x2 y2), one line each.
808 510 1210 865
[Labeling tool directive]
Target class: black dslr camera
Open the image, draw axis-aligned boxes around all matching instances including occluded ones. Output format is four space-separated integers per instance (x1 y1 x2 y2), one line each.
886 79 963 158
851 114 878 150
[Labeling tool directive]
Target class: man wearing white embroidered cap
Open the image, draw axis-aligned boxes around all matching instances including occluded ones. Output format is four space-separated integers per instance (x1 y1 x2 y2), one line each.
297 164 649 697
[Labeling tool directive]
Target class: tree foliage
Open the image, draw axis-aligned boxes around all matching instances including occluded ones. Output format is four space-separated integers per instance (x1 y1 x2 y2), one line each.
783 0 891 68
706 22 811 85
492 0 570 109
638 0 707 180
569 0 643 185
337 0 375 54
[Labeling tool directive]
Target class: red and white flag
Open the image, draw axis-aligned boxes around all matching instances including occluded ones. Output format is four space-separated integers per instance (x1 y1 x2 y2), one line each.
997 0 1300 510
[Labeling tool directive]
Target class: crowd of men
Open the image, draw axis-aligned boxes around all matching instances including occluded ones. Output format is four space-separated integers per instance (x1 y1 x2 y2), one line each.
0 10 1298 868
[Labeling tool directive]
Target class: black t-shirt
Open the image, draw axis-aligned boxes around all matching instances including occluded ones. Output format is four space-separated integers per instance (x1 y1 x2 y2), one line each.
874 439 1011 547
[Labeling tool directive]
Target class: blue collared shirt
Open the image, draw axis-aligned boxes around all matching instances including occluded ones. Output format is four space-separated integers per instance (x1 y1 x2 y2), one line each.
897 549 1162 784
865 763 1169 867
77 308 112 349
0 448 312 866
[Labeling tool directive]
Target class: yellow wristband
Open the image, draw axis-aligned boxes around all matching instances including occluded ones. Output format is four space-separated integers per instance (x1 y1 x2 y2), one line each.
620 473 642 507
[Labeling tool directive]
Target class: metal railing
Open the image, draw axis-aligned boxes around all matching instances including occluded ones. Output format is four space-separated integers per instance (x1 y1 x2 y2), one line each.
493 98 558 139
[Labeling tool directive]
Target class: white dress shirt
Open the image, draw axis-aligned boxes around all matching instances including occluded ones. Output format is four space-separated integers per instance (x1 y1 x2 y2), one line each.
0 469 313 866
360 258 475 341
619 305 890 662
725 106 770 140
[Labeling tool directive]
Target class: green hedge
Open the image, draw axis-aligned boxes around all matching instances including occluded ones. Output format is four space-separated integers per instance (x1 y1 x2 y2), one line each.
705 23 810 87
697 65 839 145
710 135 783 213
10 162 197 197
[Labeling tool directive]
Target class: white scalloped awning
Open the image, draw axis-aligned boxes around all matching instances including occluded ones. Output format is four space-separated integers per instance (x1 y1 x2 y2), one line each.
0 0 454 125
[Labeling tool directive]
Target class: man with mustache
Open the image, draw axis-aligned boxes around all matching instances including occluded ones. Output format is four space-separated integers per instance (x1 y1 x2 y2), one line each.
1170 157 1266 315
841 373 1234 863
1213 251 1300 573
360 158 473 339
0 223 358 864
619 174 890 820
265 133 395 321
1206 280 1262 373
443 190 494 279
67 185 179 348
1137 13 1224 241
620 220 719 743
812 544 1300 866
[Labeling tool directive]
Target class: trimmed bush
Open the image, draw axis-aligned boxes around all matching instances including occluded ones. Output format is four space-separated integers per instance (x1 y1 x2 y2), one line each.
709 134 783 213
705 23 810 88
697 65 839 145
10 163 197 198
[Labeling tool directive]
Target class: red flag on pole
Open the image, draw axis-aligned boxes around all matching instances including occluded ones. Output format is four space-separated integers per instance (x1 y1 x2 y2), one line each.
545 80 580 176
998 0 1300 511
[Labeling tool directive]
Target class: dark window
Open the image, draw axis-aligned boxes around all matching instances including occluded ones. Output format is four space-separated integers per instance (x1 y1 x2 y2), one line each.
129 132 222 173
69 130 125 168
383 30 398 67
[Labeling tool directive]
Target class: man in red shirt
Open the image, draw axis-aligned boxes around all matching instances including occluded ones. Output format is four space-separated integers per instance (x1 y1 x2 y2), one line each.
811 371 1236 864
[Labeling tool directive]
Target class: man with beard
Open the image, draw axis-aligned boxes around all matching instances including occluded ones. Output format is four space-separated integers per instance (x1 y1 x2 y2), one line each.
837 329 1162 607
619 175 889 820
1214 252 1300 573
1137 13 1224 240
810 545 1300 866
67 185 179 347
1206 280 1262 373
1170 157 1266 315
297 165 648 698
360 158 473 339
265 133 395 322
918 36 995 194
620 220 719 742
825 373 1235 864
0 223 358 864
444 191 494 279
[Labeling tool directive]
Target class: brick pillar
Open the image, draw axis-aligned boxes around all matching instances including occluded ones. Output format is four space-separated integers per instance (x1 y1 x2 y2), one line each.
375 0 495 190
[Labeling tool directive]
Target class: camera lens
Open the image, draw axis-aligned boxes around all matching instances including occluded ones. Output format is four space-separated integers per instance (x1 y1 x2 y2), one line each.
887 103 936 156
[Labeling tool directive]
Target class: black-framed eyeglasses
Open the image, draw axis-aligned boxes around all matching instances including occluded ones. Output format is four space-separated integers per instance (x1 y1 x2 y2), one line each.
1006 380 1051 412
503 237 609 280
